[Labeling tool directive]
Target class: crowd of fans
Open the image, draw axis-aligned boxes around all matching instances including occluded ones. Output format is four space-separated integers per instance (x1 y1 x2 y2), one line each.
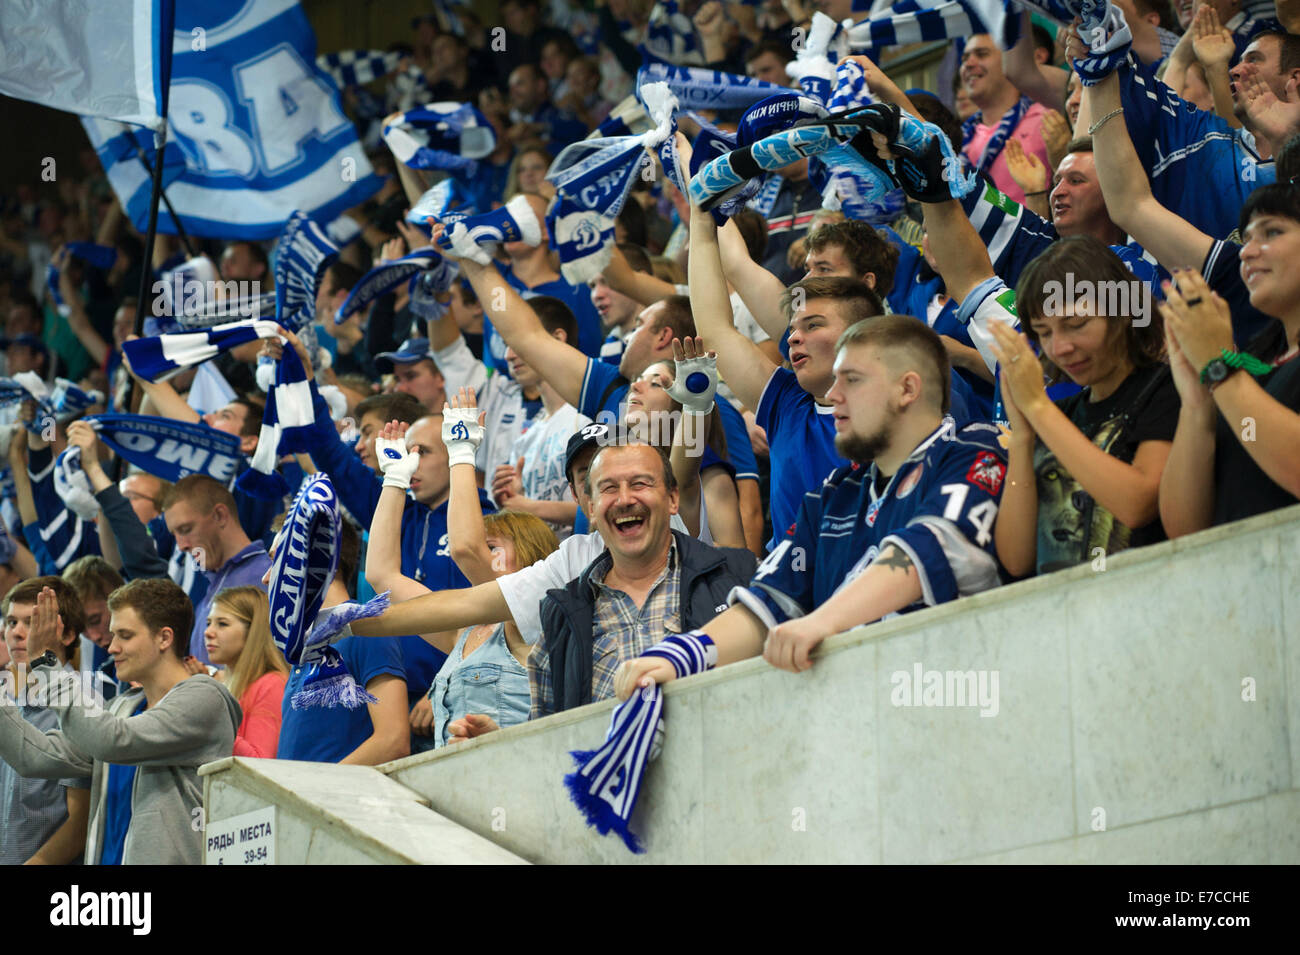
2 0 1299 864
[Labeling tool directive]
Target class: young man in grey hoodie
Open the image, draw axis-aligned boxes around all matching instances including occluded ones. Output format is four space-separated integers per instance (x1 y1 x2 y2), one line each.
0 577 240 865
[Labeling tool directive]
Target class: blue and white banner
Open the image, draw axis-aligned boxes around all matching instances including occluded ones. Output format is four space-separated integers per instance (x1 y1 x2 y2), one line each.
86 413 243 483
0 0 173 131
84 0 381 239
275 211 339 331
636 63 789 111
383 102 496 174
336 249 457 323
123 318 281 381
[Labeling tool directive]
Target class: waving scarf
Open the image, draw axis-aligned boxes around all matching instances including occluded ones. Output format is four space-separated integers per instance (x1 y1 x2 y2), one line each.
122 319 281 381
641 0 704 65
436 195 542 266
335 249 457 324
53 446 100 521
383 103 496 174
1071 4 1134 86
635 62 789 111
236 344 315 501
85 413 243 483
267 473 391 709
407 178 479 227
275 211 340 332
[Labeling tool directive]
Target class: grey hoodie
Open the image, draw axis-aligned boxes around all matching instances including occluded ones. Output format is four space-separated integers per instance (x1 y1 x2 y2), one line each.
0 673 240 865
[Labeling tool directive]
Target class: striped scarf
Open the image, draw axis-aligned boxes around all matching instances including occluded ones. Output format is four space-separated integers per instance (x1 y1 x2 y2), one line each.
85 414 243 483
122 319 280 382
963 95 1033 176
316 49 401 89
383 103 497 174
236 343 315 501
267 473 391 709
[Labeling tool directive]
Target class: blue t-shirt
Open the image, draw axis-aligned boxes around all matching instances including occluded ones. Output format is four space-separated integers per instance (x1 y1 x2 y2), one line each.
277 636 406 763
756 367 846 548
482 266 603 376
577 358 759 482
100 699 146 865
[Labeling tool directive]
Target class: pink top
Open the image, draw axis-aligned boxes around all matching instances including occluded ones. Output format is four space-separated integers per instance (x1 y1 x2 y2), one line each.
963 101 1051 206
233 671 287 759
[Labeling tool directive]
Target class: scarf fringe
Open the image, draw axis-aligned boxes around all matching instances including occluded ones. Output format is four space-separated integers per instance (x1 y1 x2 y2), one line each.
290 672 378 710
304 592 392 651
564 753 647 854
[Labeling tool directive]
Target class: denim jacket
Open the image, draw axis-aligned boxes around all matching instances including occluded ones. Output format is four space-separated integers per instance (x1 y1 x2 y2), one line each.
429 624 530 747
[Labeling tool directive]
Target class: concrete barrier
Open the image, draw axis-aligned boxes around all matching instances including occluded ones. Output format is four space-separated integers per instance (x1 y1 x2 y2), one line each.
205 504 1300 863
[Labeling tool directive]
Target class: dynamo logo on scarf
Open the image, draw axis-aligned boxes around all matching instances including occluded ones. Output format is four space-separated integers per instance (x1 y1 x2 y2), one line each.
86 413 243 483
383 102 497 174
275 211 340 332
545 83 677 284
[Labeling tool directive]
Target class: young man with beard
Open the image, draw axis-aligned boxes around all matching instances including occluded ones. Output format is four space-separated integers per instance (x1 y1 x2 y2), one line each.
614 316 1008 691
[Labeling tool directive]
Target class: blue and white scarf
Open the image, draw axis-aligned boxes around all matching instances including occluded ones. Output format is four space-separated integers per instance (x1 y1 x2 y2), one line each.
267 473 390 709
336 248 457 324
546 85 676 283
0 373 55 436
407 178 478 227
49 379 104 420
962 95 1033 176
151 257 276 333
437 195 543 265
636 63 789 111
816 61 908 221
565 632 715 853
843 0 1019 51
45 242 117 315
641 0 704 65
237 343 315 501
316 49 402 90
383 103 497 174
122 319 281 382
275 211 340 332
85 413 243 483
789 13 841 105
53 446 100 521
1071 4 1134 86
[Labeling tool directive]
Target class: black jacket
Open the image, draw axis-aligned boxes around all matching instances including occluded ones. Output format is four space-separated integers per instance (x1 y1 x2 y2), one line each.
538 530 758 714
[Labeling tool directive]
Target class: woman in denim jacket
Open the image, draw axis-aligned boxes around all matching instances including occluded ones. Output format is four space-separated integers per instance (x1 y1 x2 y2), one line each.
364 398 559 747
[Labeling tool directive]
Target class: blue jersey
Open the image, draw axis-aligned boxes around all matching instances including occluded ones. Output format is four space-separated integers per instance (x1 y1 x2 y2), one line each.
756 367 845 548
577 357 759 482
1118 56 1274 240
730 419 1006 627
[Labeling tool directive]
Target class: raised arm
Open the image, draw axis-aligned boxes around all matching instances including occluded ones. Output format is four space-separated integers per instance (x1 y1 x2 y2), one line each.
919 199 997 306
1190 5 1241 129
716 218 790 341
1087 72 1214 272
348 579 514 637
58 255 109 367
121 339 201 425
604 241 678 306
689 207 780 411
456 259 591 409
1001 10 1070 113
441 392 498 585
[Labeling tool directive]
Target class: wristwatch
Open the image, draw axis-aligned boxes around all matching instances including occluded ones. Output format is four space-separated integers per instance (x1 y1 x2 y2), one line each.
1200 357 1238 391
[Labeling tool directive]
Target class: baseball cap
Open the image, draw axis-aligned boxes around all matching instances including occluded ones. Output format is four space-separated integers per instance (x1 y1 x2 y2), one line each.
564 422 613 483
375 336 436 374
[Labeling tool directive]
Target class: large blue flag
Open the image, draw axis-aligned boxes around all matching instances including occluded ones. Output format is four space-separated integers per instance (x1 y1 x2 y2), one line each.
84 0 381 239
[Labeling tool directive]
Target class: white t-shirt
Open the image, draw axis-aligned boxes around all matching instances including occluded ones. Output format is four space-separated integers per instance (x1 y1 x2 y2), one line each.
510 402 590 537
498 512 703 643
434 336 532 481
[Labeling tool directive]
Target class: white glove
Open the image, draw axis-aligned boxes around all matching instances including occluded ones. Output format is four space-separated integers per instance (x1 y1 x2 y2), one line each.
376 434 419 490
668 351 718 414
441 405 484 469
443 222 495 266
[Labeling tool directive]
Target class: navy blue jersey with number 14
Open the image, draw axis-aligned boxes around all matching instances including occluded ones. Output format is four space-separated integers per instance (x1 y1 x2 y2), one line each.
728 419 1008 629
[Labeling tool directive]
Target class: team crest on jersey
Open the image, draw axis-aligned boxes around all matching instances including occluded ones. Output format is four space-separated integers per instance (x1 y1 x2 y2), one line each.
966 451 1006 495
866 497 883 527
895 463 923 499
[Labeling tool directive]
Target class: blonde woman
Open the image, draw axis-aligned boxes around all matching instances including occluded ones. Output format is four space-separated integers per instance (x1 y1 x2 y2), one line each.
203 586 289 758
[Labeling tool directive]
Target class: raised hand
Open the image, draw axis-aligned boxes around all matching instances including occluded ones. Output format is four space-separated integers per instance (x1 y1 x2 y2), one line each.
1004 138 1049 196
1191 4 1234 70
667 336 718 413
375 419 419 490
441 387 485 468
